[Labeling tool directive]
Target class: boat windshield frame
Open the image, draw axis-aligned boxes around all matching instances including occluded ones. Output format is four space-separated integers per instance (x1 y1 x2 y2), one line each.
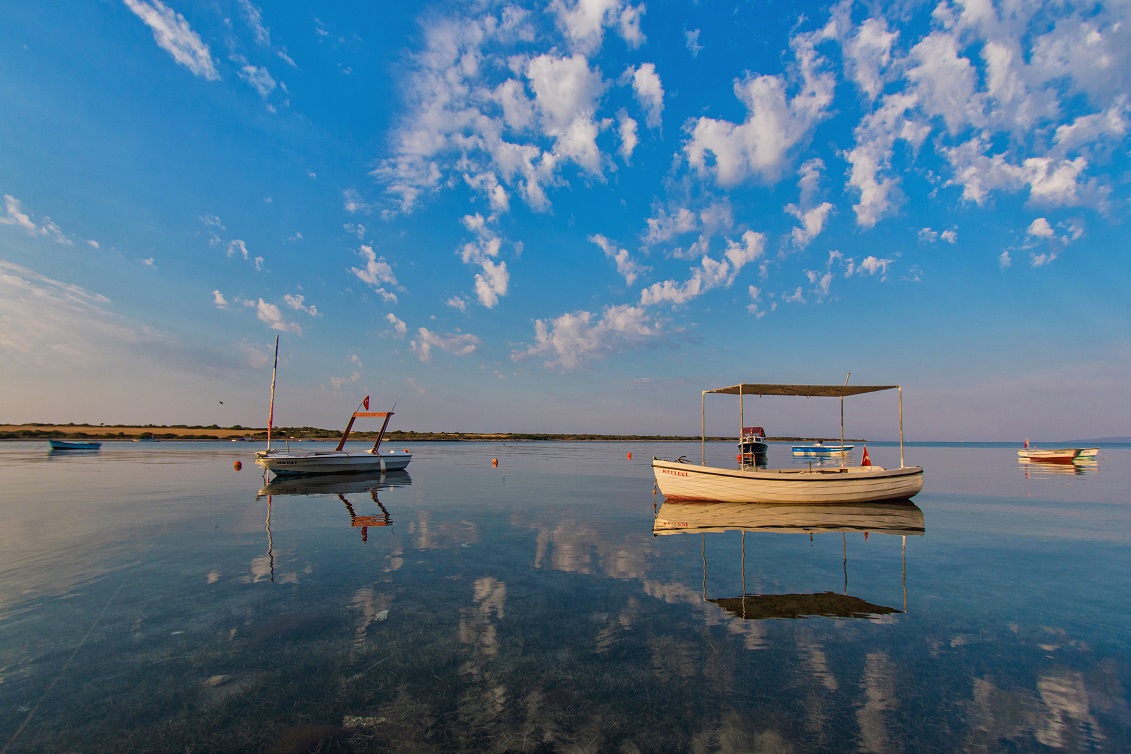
700 383 907 469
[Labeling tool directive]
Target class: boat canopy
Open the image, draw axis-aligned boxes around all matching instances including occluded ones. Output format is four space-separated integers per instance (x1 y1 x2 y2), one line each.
706 384 898 398
699 381 908 469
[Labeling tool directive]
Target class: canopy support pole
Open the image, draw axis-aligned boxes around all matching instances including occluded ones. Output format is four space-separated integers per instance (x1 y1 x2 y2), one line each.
898 386 905 468
701 390 707 465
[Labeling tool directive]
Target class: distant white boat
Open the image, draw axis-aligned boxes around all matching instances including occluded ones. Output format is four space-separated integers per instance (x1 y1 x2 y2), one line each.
253 336 412 477
652 382 923 504
791 442 854 457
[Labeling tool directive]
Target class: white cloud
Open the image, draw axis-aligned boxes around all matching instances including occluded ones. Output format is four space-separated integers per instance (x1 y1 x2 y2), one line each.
589 234 646 285
458 222 510 308
250 298 301 334
643 206 697 245
227 239 250 260
685 29 835 186
474 258 509 308
943 139 1092 208
330 372 360 390
845 92 929 227
999 251 1012 268
857 255 892 277
906 32 981 135
351 245 399 303
640 231 763 307
746 285 770 318
122 0 219 80
212 290 228 309
0 195 72 245
550 0 643 56
142 257 156 268
283 293 318 317
785 158 834 247
627 63 663 129
236 0 267 42
919 227 957 244
411 327 480 362
844 16 898 102
617 111 638 162
516 304 660 368
685 29 702 57
1027 217 1054 239
238 64 276 99
386 313 407 337
343 188 376 215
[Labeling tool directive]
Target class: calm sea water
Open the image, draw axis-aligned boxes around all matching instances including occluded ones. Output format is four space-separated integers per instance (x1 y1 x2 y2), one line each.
0 440 1128 752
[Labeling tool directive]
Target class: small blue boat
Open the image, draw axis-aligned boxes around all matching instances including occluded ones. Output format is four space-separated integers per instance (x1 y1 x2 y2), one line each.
49 439 103 451
792 442 854 457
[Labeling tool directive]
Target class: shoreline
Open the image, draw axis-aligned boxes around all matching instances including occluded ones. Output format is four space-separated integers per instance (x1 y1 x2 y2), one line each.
0 423 855 443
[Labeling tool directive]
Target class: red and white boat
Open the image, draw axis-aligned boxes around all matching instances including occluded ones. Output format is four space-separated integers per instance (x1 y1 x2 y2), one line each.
254 337 411 477
1017 440 1089 464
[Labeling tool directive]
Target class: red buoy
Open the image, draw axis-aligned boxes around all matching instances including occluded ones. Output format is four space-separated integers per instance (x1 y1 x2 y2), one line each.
492 458 499 467
233 460 242 471
627 452 632 460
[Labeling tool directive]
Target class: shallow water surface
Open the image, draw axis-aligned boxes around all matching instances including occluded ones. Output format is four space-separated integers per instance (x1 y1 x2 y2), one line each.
0 440 1128 751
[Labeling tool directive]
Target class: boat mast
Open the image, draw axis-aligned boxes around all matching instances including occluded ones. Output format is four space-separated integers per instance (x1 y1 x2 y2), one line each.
266 335 279 451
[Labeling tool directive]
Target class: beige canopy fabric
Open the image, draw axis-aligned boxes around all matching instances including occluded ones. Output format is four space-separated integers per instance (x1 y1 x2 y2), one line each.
705 384 898 398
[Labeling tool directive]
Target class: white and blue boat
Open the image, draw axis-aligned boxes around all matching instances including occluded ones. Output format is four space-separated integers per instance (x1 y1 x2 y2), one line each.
792 442 854 457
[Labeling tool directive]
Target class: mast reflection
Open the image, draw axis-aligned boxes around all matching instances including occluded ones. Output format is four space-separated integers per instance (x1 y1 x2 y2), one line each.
653 500 925 620
257 470 411 580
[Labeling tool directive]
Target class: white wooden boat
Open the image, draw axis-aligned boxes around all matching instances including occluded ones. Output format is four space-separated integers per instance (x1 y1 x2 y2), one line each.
48 439 102 450
652 382 923 504
253 336 412 478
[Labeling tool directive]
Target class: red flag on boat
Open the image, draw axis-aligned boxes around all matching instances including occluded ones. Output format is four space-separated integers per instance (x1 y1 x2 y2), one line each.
363 395 370 410
861 446 871 466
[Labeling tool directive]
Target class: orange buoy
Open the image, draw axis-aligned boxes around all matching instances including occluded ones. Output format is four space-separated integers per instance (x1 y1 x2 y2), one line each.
233 460 242 471
492 458 499 467
626 452 632 459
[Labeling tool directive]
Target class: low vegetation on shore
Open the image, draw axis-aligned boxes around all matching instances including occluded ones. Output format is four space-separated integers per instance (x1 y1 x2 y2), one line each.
0 423 756 442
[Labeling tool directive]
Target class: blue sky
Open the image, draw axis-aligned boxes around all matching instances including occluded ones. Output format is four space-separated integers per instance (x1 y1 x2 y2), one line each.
2 0 1129 441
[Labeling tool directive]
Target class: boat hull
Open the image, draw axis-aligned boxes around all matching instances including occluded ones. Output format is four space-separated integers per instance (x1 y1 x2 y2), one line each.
49 439 102 450
1017 448 1079 463
652 458 923 504
256 449 412 476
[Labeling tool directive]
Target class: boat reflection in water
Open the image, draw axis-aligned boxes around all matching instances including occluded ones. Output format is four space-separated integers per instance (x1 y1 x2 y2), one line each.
653 499 924 619
1020 458 1099 477
256 471 411 580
